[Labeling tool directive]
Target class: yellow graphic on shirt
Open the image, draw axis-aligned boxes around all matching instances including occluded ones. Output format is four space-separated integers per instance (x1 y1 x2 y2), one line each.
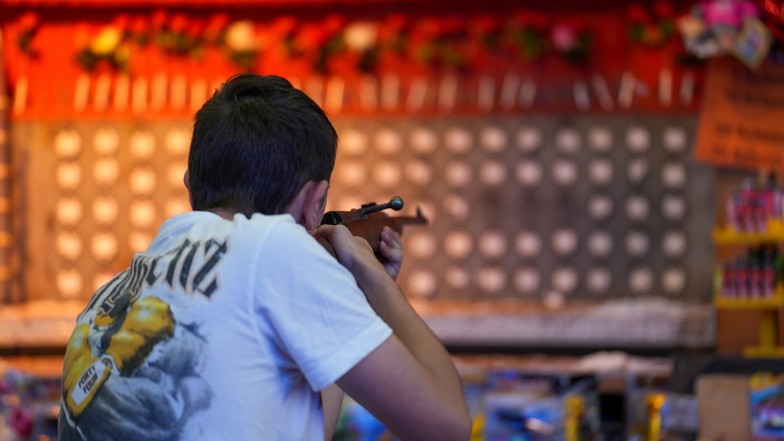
62 324 106 418
104 296 174 375
62 296 174 421
59 238 225 440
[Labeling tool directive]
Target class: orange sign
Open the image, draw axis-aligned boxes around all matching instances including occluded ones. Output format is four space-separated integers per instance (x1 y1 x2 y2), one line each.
695 57 784 172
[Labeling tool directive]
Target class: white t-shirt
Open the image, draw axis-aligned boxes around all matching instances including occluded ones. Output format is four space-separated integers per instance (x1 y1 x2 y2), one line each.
59 211 393 441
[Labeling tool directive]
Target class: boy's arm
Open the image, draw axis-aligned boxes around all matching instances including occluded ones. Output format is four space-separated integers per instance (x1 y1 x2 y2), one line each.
314 225 472 441
321 226 400 441
321 384 344 441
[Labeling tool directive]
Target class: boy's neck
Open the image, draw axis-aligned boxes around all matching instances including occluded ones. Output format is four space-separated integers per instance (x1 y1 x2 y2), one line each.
208 208 240 220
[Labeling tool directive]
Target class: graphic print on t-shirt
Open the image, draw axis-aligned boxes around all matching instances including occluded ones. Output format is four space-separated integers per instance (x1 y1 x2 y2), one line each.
60 237 228 441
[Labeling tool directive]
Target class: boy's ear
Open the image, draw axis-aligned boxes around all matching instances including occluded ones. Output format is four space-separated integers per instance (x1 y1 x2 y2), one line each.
288 180 329 232
184 169 194 208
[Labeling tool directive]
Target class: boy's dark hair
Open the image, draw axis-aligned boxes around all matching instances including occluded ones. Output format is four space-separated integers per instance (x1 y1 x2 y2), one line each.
188 73 338 215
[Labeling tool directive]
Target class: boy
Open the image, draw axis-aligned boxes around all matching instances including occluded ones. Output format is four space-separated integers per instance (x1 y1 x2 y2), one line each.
58 73 470 441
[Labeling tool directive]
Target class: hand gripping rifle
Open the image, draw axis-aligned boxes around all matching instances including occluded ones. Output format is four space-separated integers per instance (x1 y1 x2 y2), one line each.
316 196 428 260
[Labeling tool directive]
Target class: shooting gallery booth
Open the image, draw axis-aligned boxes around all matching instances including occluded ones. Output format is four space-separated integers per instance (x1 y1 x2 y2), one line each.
1 0 784 439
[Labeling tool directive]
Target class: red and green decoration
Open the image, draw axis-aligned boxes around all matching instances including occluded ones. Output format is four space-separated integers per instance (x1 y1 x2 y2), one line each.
18 8 730 75
412 16 470 70
15 11 41 56
759 0 784 41
550 20 593 64
503 11 550 61
290 14 347 73
73 11 238 72
627 1 677 48
74 18 131 72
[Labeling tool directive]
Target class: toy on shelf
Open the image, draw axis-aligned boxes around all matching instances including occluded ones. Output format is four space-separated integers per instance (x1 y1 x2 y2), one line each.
726 174 784 235
751 373 784 439
716 244 783 303
677 0 773 68
626 389 698 441
714 173 784 357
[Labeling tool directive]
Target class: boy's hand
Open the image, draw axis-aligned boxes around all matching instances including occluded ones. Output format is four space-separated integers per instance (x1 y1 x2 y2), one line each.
314 224 391 287
378 226 403 281
315 224 404 281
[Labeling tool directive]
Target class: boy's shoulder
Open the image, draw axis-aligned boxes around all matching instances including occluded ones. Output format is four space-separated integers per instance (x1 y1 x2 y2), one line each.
160 211 297 237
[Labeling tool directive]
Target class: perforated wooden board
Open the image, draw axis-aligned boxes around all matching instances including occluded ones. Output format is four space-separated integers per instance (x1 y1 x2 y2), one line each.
330 115 716 302
12 115 715 304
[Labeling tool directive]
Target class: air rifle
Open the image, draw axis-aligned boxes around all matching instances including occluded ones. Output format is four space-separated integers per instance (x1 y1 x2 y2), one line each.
316 196 428 260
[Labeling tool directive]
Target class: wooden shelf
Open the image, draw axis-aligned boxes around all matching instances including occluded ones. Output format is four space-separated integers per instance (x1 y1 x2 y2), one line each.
743 346 784 357
714 222 784 358
713 220 784 245
715 291 784 310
